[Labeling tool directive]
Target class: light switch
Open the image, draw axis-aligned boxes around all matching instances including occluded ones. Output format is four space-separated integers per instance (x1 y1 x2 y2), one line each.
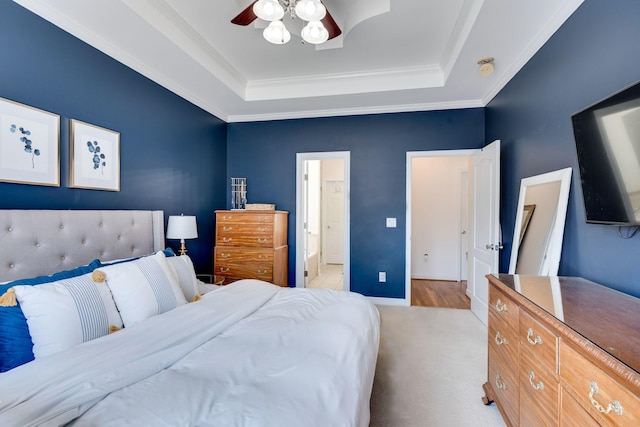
386 218 396 228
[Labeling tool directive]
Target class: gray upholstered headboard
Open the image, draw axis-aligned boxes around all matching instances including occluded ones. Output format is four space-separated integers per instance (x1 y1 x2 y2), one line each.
0 210 164 282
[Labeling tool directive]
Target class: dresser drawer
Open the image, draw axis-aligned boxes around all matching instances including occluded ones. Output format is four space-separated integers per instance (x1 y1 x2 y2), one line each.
488 344 519 427
215 247 274 264
520 347 559 426
561 387 601 426
216 212 274 224
489 284 519 332
489 310 519 369
214 262 273 282
520 310 558 373
216 223 274 247
560 341 640 427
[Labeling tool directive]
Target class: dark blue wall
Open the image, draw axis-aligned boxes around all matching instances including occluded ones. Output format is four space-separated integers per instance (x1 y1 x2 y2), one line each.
228 110 485 297
0 2 227 273
486 0 640 297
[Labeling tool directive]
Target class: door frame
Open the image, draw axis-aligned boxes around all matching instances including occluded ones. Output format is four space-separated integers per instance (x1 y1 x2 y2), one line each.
405 149 478 306
296 151 350 290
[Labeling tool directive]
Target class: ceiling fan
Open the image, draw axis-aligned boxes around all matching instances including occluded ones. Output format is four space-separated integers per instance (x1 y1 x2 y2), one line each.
231 0 341 45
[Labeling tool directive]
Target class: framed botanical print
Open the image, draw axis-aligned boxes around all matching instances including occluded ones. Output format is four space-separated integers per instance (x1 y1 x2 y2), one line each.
0 97 60 186
70 119 120 191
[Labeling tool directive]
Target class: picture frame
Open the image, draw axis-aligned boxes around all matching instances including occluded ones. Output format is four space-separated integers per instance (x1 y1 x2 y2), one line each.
519 204 536 244
0 97 60 186
70 119 120 191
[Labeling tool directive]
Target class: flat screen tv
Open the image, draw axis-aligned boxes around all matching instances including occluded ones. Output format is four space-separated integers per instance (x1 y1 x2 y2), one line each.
571 81 640 226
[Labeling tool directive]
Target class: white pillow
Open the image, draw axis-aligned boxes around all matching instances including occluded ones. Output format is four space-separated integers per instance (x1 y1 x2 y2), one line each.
14 273 123 359
97 251 187 327
166 255 200 302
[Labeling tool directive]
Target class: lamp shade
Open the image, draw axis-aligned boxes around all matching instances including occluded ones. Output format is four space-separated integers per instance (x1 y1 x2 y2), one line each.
253 0 284 21
166 215 198 240
294 0 326 21
263 20 291 44
301 21 329 44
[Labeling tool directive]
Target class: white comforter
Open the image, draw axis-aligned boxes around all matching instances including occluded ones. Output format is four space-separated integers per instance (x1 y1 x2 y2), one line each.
0 280 380 427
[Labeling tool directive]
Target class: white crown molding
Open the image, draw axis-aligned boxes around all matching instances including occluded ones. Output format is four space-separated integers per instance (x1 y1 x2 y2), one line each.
440 0 484 82
246 65 444 101
227 99 485 123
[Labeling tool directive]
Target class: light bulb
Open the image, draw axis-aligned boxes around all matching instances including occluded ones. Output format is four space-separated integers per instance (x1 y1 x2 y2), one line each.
253 0 284 21
295 0 326 21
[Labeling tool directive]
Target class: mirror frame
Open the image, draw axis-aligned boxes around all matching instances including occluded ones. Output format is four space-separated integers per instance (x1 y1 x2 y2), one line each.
508 167 572 275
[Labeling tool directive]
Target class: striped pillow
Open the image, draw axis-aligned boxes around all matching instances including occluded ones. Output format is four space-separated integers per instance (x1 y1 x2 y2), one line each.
97 251 187 327
14 272 123 359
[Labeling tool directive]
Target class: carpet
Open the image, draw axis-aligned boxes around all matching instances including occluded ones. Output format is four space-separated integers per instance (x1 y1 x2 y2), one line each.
369 306 505 426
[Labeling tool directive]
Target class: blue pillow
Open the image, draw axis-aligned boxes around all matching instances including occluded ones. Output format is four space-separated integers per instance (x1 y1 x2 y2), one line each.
0 259 102 372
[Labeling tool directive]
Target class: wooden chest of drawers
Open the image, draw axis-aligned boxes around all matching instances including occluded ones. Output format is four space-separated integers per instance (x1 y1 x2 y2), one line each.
483 275 640 427
213 210 288 287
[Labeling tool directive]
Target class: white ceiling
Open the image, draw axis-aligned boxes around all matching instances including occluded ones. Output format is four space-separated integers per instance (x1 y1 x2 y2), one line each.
15 0 584 123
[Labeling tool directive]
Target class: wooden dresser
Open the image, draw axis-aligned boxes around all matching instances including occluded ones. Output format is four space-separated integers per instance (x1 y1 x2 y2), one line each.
213 210 288 287
483 274 640 426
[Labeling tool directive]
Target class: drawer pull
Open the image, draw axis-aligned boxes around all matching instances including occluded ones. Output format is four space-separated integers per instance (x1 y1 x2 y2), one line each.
257 238 267 244
589 381 623 415
495 374 507 390
258 254 268 259
258 216 267 222
257 269 268 275
494 331 507 346
223 226 232 231
222 215 232 221
495 299 507 312
219 267 230 273
223 237 233 243
529 371 544 391
220 253 231 258
526 328 543 346
257 227 268 232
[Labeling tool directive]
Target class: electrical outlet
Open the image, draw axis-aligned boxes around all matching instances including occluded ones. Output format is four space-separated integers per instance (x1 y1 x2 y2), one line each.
378 272 386 282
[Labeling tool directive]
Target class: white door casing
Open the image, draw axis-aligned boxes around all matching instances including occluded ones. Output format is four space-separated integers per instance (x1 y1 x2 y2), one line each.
468 140 501 326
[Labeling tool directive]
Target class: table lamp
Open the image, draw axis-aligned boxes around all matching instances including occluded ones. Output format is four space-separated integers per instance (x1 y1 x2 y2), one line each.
166 214 198 255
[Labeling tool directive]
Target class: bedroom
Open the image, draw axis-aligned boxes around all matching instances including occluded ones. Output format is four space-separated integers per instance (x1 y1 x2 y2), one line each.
1 0 639 424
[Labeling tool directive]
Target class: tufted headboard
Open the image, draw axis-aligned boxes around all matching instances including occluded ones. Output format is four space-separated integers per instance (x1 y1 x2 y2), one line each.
0 210 164 282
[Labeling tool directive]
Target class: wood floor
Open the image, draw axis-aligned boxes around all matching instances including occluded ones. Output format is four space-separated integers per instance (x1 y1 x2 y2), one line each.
411 279 470 309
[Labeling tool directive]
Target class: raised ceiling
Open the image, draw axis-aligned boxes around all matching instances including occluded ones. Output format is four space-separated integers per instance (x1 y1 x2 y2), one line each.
15 0 584 122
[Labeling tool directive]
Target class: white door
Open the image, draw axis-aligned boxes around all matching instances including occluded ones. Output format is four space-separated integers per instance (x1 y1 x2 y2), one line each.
322 180 344 264
302 162 310 287
459 170 469 283
468 140 501 326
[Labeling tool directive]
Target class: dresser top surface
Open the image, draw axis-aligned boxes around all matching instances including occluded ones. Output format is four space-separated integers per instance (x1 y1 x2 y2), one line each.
493 274 640 376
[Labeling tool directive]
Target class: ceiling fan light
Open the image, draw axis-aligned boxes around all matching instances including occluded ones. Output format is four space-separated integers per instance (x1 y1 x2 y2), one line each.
253 0 284 21
263 20 291 44
294 0 326 22
301 21 329 44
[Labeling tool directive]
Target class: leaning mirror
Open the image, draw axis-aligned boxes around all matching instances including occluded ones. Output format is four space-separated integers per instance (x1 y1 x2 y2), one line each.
508 167 572 276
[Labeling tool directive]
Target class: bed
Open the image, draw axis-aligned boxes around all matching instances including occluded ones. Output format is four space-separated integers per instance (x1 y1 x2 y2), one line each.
0 210 380 426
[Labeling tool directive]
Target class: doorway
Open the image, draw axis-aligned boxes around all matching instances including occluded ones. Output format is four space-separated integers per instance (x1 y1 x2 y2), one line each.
406 142 500 325
296 152 350 290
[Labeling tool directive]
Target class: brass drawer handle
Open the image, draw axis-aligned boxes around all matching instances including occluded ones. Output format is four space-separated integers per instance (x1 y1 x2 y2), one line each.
220 253 231 258
495 299 507 312
495 374 506 390
589 381 623 415
223 237 233 243
494 331 507 346
258 254 268 259
257 238 267 244
257 227 268 232
529 371 544 391
257 216 267 222
526 328 542 345
223 226 232 231
222 215 233 221
257 269 268 275
219 267 230 273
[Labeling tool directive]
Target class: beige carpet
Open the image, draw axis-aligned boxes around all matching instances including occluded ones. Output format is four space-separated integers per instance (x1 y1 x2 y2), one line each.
369 306 505 427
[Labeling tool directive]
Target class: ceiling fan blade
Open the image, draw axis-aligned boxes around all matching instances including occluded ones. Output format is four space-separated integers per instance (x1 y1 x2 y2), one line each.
322 8 342 40
231 1 258 26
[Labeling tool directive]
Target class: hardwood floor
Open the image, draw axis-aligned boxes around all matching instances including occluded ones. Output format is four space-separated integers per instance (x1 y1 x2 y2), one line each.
411 279 470 309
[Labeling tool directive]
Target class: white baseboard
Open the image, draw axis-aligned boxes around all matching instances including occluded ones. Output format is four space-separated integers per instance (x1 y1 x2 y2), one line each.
368 296 410 306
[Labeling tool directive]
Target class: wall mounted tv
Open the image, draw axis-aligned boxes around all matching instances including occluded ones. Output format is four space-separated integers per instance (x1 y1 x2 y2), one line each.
571 81 640 226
